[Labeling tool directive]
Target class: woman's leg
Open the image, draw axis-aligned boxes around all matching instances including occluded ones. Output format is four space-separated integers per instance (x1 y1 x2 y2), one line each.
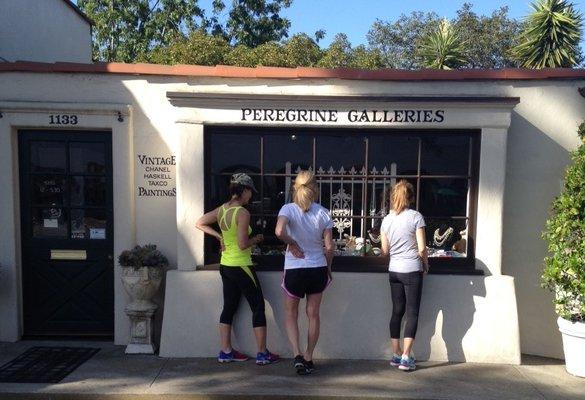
219 266 242 352
402 272 424 357
239 268 268 353
389 272 406 355
305 291 323 362
284 295 302 356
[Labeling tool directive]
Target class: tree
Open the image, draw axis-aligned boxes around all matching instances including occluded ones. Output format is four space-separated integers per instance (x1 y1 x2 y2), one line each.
142 30 230 65
214 0 293 47
367 11 440 69
512 0 583 68
317 33 353 68
78 0 208 62
453 3 521 68
418 19 467 70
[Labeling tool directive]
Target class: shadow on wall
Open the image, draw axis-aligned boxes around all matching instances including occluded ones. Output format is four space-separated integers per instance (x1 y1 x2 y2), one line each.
502 111 574 359
415 276 486 362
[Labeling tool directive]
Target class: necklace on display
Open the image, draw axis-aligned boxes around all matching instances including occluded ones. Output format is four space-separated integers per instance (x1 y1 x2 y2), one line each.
433 227 454 247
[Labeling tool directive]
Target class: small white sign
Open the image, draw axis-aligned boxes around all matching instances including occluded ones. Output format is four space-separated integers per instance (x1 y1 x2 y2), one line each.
43 218 58 228
90 228 106 240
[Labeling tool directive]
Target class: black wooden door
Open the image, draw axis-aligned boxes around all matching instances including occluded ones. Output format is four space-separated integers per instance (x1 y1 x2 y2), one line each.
19 130 114 338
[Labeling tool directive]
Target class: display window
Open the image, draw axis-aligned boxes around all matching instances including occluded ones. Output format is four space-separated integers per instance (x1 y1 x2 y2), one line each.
204 126 480 273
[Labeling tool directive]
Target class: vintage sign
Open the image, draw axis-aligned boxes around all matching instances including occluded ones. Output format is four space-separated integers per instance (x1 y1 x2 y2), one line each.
137 154 176 197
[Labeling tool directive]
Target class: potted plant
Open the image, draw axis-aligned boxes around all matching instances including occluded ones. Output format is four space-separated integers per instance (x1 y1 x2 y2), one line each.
542 120 585 377
119 244 167 354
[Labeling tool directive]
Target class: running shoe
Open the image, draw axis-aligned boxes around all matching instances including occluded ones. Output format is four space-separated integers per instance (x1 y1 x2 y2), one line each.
294 355 307 374
398 356 416 371
256 349 280 365
390 354 402 367
217 349 249 363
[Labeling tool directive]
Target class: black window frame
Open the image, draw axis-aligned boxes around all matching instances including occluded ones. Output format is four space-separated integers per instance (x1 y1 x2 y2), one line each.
203 126 482 275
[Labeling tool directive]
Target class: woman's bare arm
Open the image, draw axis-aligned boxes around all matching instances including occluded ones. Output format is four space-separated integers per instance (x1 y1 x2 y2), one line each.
323 228 334 277
275 216 304 259
236 208 263 250
415 227 429 273
195 207 223 249
380 231 390 257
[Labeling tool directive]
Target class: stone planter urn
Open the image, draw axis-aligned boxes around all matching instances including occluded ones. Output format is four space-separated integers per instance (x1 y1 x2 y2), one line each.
558 317 585 378
119 244 167 355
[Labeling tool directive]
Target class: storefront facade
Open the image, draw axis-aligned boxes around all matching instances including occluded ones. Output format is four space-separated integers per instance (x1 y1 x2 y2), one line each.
0 63 583 363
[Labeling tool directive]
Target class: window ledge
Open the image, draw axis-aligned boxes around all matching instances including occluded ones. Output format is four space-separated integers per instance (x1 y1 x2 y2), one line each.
197 263 485 276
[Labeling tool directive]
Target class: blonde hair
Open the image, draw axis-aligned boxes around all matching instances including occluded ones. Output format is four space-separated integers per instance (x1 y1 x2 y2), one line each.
390 180 415 214
293 170 318 212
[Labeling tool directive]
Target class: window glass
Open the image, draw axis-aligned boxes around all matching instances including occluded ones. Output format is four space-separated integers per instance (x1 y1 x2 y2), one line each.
425 218 469 258
316 135 365 174
210 134 260 174
419 178 469 217
71 209 107 240
30 141 66 173
70 142 106 174
421 135 470 175
264 134 312 174
206 130 478 270
32 176 67 206
32 207 68 238
70 177 107 206
368 135 419 175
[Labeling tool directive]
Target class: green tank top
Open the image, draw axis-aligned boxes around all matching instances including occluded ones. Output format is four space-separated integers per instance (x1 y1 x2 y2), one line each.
219 205 253 267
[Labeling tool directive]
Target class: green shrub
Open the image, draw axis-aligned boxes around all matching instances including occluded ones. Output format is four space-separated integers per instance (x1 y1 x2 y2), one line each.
118 244 169 269
542 121 585 322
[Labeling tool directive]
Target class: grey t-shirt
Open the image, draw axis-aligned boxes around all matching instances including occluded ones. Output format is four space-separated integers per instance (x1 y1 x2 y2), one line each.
380 209 426 273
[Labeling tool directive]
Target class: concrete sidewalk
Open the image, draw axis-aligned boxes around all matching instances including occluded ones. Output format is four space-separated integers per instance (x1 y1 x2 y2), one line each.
0 341 583 400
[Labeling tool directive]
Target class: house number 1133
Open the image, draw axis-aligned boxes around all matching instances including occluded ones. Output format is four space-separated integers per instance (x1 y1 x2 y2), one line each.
49 115 78 125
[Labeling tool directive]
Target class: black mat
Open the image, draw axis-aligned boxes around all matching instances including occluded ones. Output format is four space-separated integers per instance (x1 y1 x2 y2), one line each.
0 346 100 383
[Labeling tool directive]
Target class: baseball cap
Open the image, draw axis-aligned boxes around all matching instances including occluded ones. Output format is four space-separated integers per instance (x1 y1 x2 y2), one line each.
230 173 258 193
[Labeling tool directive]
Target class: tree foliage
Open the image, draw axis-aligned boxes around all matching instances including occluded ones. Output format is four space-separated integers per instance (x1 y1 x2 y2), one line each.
214 0 293 47
367 3 522 69
418 19 467 70
542 121 585 322
512 0 583 68
78 0 208 62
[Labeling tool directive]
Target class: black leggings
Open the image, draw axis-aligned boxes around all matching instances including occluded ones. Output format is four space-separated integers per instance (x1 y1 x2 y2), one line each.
389 271 423 339
219 265 266 328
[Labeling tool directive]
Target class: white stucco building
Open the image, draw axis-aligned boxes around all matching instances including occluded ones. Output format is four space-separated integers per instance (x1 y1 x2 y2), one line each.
0 0 92 63
0 1 584 365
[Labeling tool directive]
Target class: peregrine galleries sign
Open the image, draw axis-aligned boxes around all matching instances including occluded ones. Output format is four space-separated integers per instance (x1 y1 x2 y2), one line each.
241 108 445 124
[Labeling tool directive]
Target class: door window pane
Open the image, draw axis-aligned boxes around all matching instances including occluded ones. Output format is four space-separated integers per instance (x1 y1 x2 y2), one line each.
32 207 68 238
421 136 470 176
70 177 107 206
71 209 107 240
70 142 106 174
32 176 67 206
30 142 66 173
264 134 312 174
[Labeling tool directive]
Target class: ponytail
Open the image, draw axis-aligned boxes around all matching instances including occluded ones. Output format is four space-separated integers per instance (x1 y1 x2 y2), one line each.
293 170 317 212
390 180 415 214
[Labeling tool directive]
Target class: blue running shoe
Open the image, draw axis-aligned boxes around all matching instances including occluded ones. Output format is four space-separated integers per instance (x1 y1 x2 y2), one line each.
256 349 280 365
390 354 402 367
398 356 416 371
218 349 249 363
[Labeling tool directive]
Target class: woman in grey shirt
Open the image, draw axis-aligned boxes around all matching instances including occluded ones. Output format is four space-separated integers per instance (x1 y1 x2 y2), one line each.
380 180 429 371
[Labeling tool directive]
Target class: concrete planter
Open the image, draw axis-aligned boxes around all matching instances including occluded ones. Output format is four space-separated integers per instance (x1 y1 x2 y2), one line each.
121 266 164 354
558 317 585 378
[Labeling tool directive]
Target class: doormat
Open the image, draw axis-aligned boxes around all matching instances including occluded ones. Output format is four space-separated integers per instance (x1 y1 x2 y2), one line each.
0 346 100 383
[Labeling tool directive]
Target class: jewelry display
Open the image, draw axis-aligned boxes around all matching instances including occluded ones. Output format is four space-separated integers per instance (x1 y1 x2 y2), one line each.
433 226 454 247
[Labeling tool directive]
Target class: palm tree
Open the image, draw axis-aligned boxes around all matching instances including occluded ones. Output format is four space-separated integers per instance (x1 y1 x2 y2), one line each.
512 0 583 68
418 19 467 70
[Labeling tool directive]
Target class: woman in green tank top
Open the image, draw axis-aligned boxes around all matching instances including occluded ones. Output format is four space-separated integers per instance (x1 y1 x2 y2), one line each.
196 173 279 365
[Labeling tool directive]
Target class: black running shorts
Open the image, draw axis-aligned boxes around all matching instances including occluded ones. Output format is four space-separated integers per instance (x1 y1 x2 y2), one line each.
282 266 330 299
